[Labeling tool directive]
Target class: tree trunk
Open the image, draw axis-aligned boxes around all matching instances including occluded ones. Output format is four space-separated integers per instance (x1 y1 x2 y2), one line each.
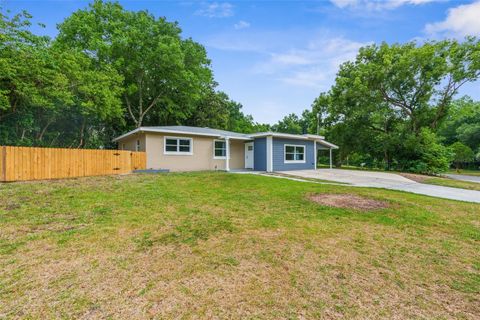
76 118 86 149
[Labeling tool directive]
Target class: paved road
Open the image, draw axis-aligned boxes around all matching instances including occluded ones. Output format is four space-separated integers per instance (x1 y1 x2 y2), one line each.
279 169 480 203
445 174 480 184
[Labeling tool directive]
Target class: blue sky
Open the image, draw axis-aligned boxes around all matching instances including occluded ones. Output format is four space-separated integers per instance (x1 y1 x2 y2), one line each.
4 0 480 124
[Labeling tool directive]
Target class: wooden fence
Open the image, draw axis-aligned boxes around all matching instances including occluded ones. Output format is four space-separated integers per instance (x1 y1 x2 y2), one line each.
0 146 146 182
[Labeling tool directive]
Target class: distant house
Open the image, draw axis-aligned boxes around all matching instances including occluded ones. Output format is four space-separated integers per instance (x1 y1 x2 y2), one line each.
113 126 338 172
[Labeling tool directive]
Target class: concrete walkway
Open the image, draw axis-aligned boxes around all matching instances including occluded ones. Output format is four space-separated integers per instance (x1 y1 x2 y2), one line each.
279 169 480 203
445 174 480 184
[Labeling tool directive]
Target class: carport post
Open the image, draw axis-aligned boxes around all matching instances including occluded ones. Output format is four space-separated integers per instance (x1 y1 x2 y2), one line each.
329 148 333 169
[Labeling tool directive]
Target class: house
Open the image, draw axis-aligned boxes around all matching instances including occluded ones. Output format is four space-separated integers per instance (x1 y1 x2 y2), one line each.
113 126 338 172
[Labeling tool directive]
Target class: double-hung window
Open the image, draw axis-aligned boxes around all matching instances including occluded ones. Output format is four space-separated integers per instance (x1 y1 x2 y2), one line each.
284 144 305 163
214 140 227 158
164 137 192 155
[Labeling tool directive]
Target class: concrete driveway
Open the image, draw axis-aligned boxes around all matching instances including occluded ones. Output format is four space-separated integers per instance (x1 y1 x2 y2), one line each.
279 169 480 203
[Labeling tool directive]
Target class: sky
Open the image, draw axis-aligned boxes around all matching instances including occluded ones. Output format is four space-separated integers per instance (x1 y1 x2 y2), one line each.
3 0 480 124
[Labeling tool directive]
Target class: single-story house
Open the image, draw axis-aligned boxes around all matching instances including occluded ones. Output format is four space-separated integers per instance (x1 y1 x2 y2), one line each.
113 126 338 172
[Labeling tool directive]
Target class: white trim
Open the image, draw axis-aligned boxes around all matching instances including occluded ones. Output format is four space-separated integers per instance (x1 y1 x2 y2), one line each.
266 136 273 172
317 140 339 149
284 144 306 164
225 138 230 171
213 139 228 159
163 136 193 155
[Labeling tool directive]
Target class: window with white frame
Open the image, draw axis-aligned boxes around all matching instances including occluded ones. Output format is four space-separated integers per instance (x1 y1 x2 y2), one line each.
284 144 305 163
164 137 192 154
214 140 227 158
136 140 140 152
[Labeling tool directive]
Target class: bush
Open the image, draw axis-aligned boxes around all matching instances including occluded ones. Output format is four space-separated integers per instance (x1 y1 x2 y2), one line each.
402 129 453 175
450 142 474 170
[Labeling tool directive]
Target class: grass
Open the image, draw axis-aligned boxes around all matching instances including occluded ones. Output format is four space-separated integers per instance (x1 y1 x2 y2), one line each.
424 177 480 191
0 172 479 319
448 169 480 177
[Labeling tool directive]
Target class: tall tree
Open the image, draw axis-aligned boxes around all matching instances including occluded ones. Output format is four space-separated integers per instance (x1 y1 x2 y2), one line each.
0 9 123 147
56 0 213 129
312 39 480 173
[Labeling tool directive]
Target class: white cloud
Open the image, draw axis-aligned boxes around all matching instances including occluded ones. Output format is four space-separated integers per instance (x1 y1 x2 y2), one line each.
257 36 369 88
331 0 440 10
425 1 480 38
234 20 250 30
195 2 233 18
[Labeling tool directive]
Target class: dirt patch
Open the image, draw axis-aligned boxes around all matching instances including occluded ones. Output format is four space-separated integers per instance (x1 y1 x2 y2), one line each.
308 193 389 211
398 172 430 183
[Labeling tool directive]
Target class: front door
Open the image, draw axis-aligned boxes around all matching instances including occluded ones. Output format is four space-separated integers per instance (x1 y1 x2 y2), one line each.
245 142 254 169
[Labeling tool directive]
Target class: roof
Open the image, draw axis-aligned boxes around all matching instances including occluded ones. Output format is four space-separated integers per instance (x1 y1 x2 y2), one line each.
249 132 325 140
112 126 251 142
113 125 338 148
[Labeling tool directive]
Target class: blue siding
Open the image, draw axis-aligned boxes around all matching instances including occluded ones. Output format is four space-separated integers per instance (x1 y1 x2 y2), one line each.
272 138 315 171
253 138 267 171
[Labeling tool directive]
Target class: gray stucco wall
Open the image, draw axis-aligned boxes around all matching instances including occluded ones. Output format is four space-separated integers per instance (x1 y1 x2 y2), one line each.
272 138 315 171
254 137 267 171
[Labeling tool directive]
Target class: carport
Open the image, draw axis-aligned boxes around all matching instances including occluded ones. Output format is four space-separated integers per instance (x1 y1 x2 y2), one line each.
314 139 339 169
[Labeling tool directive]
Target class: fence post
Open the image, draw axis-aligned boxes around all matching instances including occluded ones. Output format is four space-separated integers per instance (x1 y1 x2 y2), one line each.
1 146 6 182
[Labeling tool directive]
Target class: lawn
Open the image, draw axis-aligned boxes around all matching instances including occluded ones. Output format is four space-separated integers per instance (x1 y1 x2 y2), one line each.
1 172 479 319
424 177 480 191
448 169 480 177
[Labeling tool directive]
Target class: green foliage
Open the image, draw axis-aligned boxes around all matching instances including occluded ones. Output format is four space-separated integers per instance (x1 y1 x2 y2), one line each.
438 97 480 150
450 142 474 169
401 129 453 174
311 39 480 174
0 3 263 148
0 8 124 147
57 0 213 128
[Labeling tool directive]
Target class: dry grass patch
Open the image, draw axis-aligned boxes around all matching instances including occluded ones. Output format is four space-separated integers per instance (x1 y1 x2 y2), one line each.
308 193 390 211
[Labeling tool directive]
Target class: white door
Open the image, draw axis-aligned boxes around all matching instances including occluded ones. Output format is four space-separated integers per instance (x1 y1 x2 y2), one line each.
245 142 254 169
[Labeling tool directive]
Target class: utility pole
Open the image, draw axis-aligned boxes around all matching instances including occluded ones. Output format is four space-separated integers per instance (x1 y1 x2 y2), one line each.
316 112 320 135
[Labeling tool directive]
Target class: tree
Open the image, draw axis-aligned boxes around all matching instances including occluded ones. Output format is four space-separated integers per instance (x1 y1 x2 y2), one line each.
438 97 480 150
311 39 480 173
0 9 123 147
450 142 474 170
56 0 213 129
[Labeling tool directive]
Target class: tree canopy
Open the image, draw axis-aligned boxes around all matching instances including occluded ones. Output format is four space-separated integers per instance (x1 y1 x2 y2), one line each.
0 2 260 148
310 39 480 173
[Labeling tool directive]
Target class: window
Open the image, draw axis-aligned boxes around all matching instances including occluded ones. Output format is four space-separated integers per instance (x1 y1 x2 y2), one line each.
284 144 305 163
164 137 192 155
136 140 140 152
214 140 227 158
122 143 125 150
